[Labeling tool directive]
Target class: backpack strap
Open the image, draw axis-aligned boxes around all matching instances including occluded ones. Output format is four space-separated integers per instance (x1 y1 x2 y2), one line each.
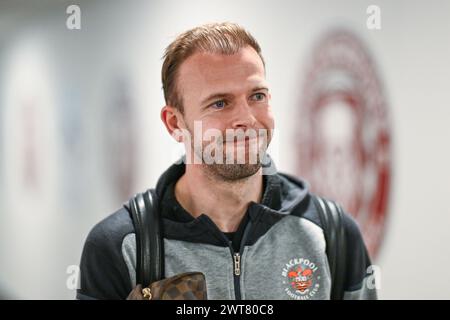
128 189 164 287
312 195 347 300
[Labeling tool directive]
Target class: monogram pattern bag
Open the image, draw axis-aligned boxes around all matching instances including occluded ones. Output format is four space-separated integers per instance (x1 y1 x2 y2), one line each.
127 272 207 300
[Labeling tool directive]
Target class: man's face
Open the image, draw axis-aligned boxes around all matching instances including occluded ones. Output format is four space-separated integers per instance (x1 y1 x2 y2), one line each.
176 46 275 181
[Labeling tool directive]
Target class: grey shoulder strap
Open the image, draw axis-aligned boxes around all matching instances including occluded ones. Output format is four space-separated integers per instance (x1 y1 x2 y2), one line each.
312 195 347 300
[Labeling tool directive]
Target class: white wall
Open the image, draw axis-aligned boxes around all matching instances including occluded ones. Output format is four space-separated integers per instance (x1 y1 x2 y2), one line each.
0 0 449 299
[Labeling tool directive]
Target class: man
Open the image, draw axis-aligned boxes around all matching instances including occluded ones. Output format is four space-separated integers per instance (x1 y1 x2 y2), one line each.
77 22 377 300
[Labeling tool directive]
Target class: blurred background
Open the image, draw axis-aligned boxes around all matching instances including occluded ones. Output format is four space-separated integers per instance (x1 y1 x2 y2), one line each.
0 0 449 299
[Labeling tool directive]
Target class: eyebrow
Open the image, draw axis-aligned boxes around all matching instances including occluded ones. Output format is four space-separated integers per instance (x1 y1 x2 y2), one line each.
200 86 269 106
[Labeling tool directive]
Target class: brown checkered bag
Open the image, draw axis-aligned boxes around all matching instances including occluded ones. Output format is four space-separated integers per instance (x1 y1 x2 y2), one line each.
127 272 207 300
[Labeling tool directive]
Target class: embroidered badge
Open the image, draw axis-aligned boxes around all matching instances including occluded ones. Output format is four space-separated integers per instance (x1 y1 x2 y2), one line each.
282 258 320 300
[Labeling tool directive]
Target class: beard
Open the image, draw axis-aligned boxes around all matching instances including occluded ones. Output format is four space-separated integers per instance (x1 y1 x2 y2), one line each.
187 126 272 182
205 154 264 182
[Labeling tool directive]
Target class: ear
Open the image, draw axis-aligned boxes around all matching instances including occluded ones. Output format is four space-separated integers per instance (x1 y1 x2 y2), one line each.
160 105 186 142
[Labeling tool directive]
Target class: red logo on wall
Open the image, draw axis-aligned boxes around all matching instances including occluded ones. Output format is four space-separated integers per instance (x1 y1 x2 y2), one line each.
297 30 391 258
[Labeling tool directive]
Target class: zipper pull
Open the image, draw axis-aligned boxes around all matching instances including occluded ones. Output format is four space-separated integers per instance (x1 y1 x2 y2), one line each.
234 253 241 276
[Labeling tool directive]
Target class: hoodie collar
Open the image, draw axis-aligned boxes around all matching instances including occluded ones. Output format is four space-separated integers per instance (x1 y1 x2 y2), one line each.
156 158 284 213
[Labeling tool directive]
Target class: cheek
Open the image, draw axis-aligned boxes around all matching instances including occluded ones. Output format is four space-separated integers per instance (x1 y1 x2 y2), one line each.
198 120 228 142
257 107 275 130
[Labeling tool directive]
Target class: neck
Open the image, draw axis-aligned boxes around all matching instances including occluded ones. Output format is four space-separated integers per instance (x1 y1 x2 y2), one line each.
174 164 264 232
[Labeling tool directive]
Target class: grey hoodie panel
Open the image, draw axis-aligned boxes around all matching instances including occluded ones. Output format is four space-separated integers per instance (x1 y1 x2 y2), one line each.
164 239 235 300
121 215 332 300
121 233 137 288
121 235 236 299
241 216 332 300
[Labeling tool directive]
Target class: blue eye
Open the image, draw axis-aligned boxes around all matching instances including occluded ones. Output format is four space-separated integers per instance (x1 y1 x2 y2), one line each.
211 100 226 109
251 93 266 101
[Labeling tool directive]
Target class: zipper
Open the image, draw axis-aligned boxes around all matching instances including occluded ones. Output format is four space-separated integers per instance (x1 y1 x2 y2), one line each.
200 214 253 300
228 244 241 300
233 253 241 276
230 220 252 300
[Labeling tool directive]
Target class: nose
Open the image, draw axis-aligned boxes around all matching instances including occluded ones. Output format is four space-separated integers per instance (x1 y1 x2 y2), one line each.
230 98 257 129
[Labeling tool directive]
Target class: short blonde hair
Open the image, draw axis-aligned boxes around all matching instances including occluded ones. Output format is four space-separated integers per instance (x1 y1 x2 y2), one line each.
161 22 265 113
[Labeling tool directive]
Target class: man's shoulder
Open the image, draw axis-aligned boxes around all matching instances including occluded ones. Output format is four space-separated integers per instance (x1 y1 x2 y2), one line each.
84 205 135 251
288 191 366 245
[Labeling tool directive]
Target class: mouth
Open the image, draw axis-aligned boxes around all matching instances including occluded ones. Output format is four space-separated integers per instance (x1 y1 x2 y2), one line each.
222 140 255 148
236 137 255 143
228 138 260 152
225 135 266 143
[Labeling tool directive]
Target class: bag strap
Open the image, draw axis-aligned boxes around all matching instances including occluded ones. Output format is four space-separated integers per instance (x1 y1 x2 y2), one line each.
128 189 164 287
312 195 347 300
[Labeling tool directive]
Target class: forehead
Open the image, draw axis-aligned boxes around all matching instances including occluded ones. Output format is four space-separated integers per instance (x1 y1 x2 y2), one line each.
177 46 266 101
